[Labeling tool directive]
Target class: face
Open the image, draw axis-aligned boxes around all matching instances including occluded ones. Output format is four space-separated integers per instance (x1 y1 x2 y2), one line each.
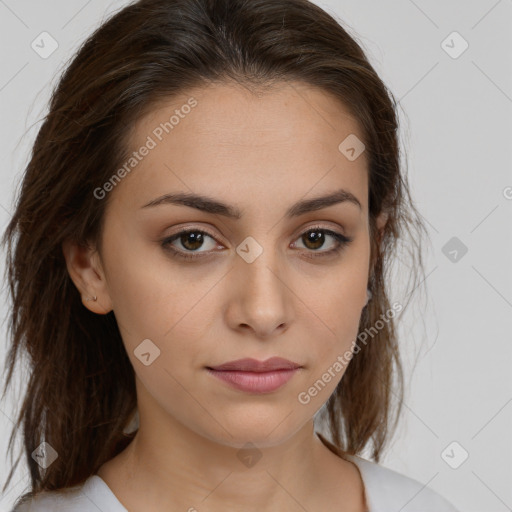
67 81 382 448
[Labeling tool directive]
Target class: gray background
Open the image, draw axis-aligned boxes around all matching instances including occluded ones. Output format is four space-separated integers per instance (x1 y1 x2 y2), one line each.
0 1 511 510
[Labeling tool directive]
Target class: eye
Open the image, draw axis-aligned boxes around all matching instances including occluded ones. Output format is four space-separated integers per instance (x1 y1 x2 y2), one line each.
291 226 353 259
161 225 353 261
161 228 220 260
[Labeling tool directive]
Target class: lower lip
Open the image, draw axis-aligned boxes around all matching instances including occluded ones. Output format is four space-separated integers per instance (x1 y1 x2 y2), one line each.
206 368 300 393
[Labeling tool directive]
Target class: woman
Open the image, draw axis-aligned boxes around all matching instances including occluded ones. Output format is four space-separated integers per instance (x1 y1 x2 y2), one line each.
2 0 460 510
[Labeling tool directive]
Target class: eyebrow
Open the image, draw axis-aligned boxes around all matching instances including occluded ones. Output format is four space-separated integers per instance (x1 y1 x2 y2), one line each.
141 188 362 219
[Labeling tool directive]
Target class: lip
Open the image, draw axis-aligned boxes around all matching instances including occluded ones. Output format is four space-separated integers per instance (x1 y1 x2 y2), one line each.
206 357 302 394
206 368 300 393
207 357 301 372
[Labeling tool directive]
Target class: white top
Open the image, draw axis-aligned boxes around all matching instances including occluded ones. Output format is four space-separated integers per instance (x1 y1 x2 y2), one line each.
12 455 460 512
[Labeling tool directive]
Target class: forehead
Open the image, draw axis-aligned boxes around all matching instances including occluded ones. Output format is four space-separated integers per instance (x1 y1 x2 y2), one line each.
113 81 368 212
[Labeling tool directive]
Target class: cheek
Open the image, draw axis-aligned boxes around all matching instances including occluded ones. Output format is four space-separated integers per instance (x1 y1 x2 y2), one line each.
294 283 365 409
305 283 364 363
300 249 368 330
296 253 368 374
103 235 219 366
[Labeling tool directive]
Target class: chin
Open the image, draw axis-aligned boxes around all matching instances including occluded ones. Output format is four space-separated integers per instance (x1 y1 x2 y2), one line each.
196 414 305 450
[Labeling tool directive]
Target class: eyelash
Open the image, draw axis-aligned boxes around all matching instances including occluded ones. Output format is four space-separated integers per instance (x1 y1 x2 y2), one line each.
161 226 353 261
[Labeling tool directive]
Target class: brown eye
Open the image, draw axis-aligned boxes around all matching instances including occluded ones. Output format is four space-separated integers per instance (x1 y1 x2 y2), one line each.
178 231 205 251
161 229 220 260
293 226 352 258
301 229 327 250
161 226 353 262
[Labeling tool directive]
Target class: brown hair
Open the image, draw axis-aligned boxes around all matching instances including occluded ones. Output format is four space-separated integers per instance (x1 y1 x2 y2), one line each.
2 0 428 506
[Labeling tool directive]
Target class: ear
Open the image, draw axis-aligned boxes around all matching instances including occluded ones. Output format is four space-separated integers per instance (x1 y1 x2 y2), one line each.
369 211 389 274
61 239 113 314
375 211 389 243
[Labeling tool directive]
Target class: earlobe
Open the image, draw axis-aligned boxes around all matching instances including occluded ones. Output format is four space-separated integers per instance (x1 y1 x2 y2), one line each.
374 211 389 249
368 211 389 283
61 239 113 314
376 211 389 235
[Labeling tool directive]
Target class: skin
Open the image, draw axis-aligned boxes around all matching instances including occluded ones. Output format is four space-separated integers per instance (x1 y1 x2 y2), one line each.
63 81 388 512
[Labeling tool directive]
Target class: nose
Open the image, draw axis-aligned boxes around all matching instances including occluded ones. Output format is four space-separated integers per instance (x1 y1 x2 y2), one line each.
226 246 292 338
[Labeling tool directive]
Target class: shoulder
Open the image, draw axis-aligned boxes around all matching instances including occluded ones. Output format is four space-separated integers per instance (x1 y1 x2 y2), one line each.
345 454 461 512
11 476 127 512
12 486 88 512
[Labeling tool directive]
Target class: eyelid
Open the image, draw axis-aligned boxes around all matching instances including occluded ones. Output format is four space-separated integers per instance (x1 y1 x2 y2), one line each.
160 224 220 244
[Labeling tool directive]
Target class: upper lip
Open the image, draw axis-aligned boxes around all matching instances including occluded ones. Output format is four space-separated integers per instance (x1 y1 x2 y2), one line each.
207 357 301 372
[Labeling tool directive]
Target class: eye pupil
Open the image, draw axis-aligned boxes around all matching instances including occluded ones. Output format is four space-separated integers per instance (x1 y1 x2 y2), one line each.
303 230 324 249
181 231 204 250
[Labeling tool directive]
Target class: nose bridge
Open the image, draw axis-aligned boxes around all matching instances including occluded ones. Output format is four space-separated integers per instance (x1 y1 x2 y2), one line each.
236 233 283 294
232 233 291 330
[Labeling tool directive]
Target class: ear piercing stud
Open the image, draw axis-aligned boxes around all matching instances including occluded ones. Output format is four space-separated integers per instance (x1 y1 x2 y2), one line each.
85 295 97 302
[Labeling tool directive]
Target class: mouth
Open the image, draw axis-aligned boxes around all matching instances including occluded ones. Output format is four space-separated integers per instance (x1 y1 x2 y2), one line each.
205 357 302 394
207 357 301 372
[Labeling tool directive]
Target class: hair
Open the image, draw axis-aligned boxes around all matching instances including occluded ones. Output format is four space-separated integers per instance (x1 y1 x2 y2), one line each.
2 0 429 507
